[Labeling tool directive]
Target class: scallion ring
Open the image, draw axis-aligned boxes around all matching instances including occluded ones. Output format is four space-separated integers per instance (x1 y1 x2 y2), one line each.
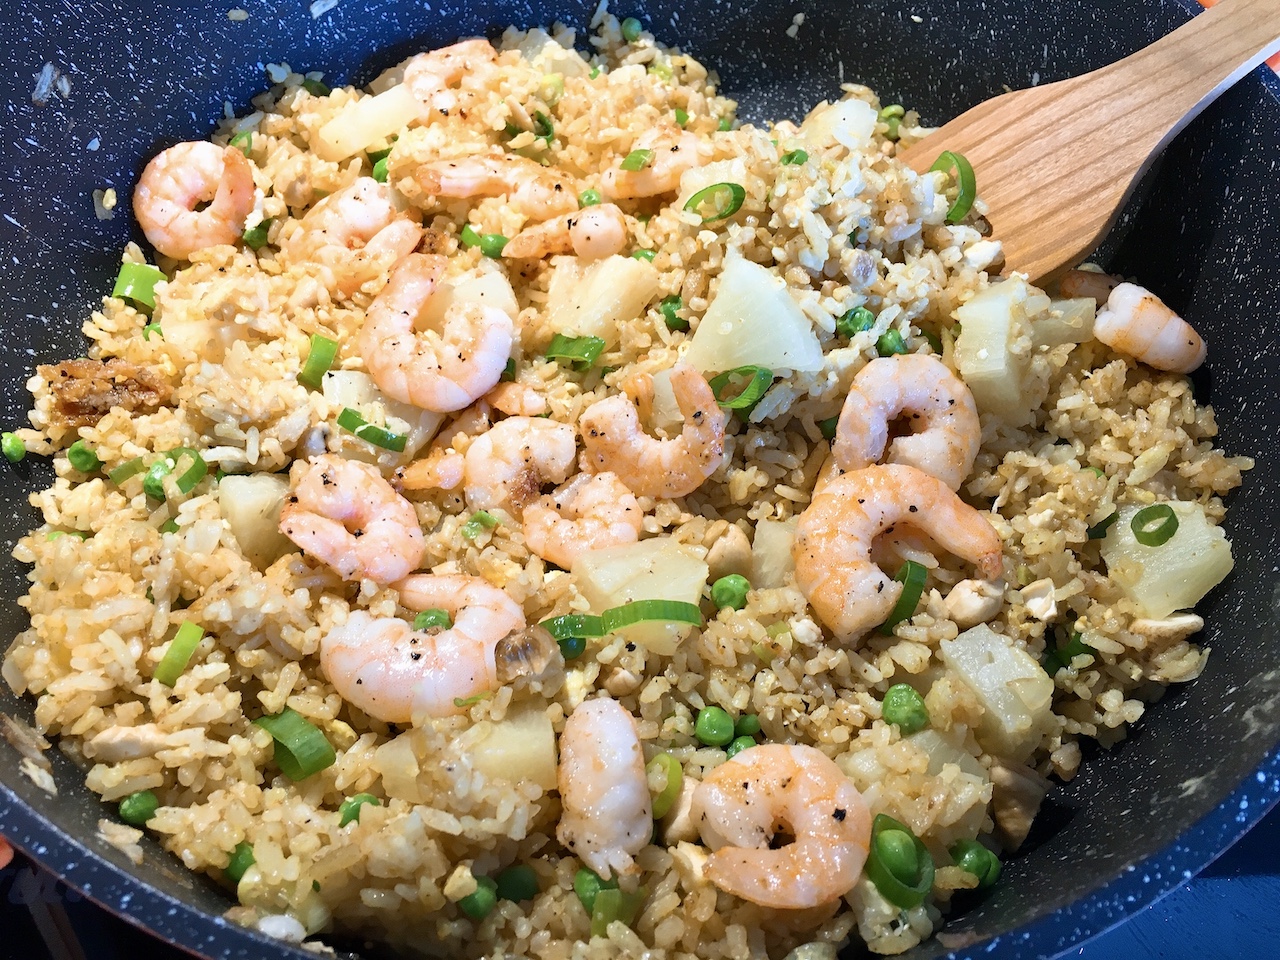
1131 504 1179 547
646 753 683 819
539 614 606 641
878 559 927 634
108 457 146 485
336 407 407 452
865 813 935 909
601 599 702 633
254 706 336 781
461 510 499 541
153 621 206 687
1087 510 1119 540
112 262 166 308
707 365 773 412
780 149 808 165
929 150 977 224
298 333 338 390
242 219 272 250
682 182 745 223
620 148 653 172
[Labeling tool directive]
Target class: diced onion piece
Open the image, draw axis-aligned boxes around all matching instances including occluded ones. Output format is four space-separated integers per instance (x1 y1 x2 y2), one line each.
314 83 419 163
254 707 336 781
153 621 205 687
799 98 878 151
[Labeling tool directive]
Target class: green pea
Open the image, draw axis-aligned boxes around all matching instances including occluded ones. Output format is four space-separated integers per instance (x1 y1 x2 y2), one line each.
413 608 452 630
558 635 586 660
2 432 25 463
876 329 908 356
67 440 101 473
459 875 498 919
725 735 756 759
710 574 750 611
338 792 381 826
495 863 539 901
118 789 159 826
881 683 929 734
949 839 1001 889
694 705 735 747
578 188 602 207
660 295 687 331
573 866 617 914
620 16 642 42
225 841 255 884
835 306 875 339
875 828 920 883
733 714 761 738
717 117 733 132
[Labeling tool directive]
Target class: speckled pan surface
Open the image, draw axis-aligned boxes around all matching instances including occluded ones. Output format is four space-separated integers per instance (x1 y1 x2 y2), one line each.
1 0 1278 957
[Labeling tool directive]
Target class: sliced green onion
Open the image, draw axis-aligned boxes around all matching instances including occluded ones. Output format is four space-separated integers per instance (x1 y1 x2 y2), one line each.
0 432 23 464
225 841 255 884
459 875 498 920
546 333 606 370
501 357 517 382
254 706 336 781
242 219 272 250
780 149 808 165
539 74 565 106
930 150 977 224
620 148 653 172
1131 504 1179 547
143 448 207 500
923 329 943 354
367 144 394 165
118 789 159 826
674 107 689 127
659 295 687 331
836 305 876 339
68 441 102 473
142 322 163 341
532 111 555 145
301 78 331 97
336 407 407 452
631 248 657 262
228 130 253 156
646 753 683 819
46 530 89 541
683 182 745 223
1044 630 1095 675
1087 510 1119 540
495 864 539 902
460 223 482 248
159 519 179 534
881 683 929 733
620 16 643 42
884 116 902 141
112 262 166 308
154 621 205 687
298 334 338 390
413 608 452 630
339 793 381 827
589 65 603 80
558 635 586 660
876 329 908 356
949 839 1001 889
879 560 927 634
717 117 733 132
574 867 617 915
371 157 389 182
865 813 935 909
818 416 839 441
708 365 773 412
879 104 906 120
601 599 702 633
462 510 500 541
590 886 647 937
648 60 673 81
454 692 489 708
711 574 750 610
578 188 602 207
109 457 145 484
540 614 606 640
481 233 509 258
142 458 173 500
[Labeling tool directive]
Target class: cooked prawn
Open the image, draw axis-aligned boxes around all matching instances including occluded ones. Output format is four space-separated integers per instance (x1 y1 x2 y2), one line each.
484 380 548 417
463 415 577 512
1058 267 1121 304
1093 282 1207 373
133 142 255 260
402 38 499 115
579 363 728 499
412 154 578 221
282 177 422 295
319 574 524 722
793 464 1004 644
523 472 643 569
358 253 514 412
691 744 872 910
279 454 424 584
502 204 628 261
601 129 708 199
832 354 980 490
556 698 652 880
396 447 465 492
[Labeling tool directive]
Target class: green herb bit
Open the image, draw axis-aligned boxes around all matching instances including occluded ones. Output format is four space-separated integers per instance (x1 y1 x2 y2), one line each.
694 705 734 747
67 440 101 473
659 295 687 331
708 365 773 413
501 357 517 382
453 692 490 708
879 560 927 634
717 117 733 132
254 707 336 781
620 16 642 42
545 333 606 370
620 148 654 172
818 416 839 441
589 65 603 79
338 792 381 827
413 608 453 631
372 157 389 182
711 574 750 611
225 841 255 884
881 683 929 733
159 519 179 534
336 407 406 452
480 232 509 258
460 223 483 248
631 248 657 262
1086 510 1119 540
459 875 498 920
674 107 689 127
461 510 500 541
108 457 145 485
1131 503 1179 547
780 149 809 165
154 620 205 687
228 130 253 156
112 262 166 308
590 886 647 937
836 305 876 339
301 78 331 97
648 61 673 81
118 789 159 826
142 322 163 341
540 614 606 641
241 218 272 250
298 333 338 391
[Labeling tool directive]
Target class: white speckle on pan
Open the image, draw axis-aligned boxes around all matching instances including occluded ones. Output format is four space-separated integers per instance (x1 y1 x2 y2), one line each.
786 12 804 38
227 7 249 20
911 14 923 22
310 0 340 18
86 137 100 151
31 63 57 106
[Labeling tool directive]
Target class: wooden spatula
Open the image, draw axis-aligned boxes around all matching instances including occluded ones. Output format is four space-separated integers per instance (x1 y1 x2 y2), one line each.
898 0 1280 284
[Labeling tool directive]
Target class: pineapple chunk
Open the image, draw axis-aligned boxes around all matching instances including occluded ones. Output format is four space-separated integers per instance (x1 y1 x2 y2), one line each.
751 517 798 589
545 254 660 347
939 624 1054 762
572 538 709 655
471 705 557 791
218 474 297 569
419 268 520 327
1100 502 1234 618
799 97 878 151
954 276 1050 425
323 370 444 460
1032 297 1095 348
683 252 823 374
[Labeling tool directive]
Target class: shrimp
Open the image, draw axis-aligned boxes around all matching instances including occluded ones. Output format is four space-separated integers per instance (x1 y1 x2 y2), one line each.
1093 282 1207 373
523 472 643 570
501 204 628 261
282 177 422 295
484 380 548 417
133 142 255 260
358 253 514 412
601 129 709 199
396 448 465 492
412 154 578 221
402 38 499 115
832 354 980 491
1058 267 1121 304
691 744 872 910
556 698 652 880
463 416 577 512
319 574 524 722
793 464 1004 644
279 454 424 584
579 363 728 499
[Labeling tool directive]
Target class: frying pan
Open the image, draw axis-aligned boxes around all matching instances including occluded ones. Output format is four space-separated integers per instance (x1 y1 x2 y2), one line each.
2 1 1278 957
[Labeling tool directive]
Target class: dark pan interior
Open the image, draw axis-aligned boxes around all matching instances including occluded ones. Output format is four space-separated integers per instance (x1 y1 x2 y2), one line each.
2 1 1279 957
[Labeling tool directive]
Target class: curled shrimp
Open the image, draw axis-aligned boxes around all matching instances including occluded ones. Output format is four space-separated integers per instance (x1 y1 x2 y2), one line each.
579 363 728 499
396 448 465 492
1094 282 1207 373
358 253 514 412
793 464 1003 644
279 454 424 584
1058 267 1121 303
412 154 578 221
133 142 255 260
601 129 708 199
282 177 422 295
403 38 499 115
463 416 577 512
691 744 872 910
523 472 643 570
502 204 629 261
557 698 652 880
832 354 980 491
484 380 548 417
320 574 525 722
